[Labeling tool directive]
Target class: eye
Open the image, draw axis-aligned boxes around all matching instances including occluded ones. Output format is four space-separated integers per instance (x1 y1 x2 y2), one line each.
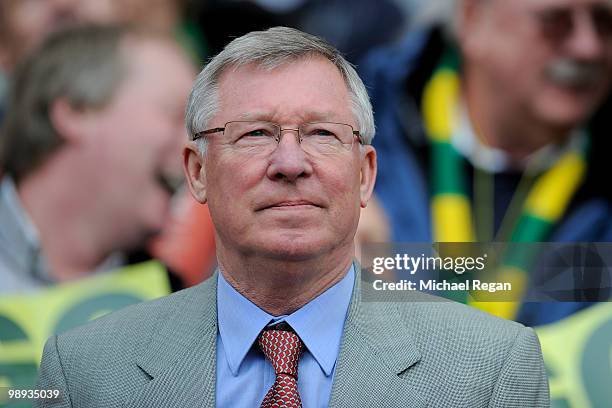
535 8 573 39
225 121 278 146
592 5 612 36
303 125 338 139
244 128 273 137
300 123 349 149
310 128 336 137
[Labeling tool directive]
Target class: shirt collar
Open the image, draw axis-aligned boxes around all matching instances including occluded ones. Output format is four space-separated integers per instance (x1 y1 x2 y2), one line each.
217 264 355 377
0 176 50 281
453 100 587 173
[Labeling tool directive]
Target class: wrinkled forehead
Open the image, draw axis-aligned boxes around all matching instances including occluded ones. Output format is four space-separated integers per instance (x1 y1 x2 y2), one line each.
217 54 347 89
214 57 354 123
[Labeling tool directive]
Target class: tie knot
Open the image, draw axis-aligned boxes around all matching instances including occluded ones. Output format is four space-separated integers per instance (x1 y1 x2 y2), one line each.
258 327 303 377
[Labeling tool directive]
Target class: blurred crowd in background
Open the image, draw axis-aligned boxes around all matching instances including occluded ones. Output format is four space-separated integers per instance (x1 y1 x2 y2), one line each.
0 1 610 407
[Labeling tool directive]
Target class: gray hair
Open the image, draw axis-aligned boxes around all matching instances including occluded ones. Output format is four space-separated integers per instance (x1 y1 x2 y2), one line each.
0 24 170 182
185 26 375 153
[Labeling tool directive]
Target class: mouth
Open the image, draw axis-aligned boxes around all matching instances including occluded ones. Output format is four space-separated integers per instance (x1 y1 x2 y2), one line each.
258 200 322 211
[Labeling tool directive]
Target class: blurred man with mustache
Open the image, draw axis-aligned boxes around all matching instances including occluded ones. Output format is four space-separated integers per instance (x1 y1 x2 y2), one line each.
360 0 612 323
359 2 612 403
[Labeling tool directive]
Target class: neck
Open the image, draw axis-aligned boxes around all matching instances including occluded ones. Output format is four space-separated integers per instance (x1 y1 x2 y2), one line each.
17 160 115 281
216 242 354 316
462 68 573 163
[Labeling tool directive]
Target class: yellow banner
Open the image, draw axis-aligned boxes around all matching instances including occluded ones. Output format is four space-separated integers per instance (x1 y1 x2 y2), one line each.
536 303 612 408
0 261 169 405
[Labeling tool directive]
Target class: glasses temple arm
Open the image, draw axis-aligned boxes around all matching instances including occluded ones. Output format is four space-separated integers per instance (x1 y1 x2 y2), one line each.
193 127 225 141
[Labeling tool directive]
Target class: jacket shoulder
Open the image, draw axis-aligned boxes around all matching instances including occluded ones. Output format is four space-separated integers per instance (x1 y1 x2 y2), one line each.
394 297 546 404
53 276 214 360
36 277 217 407
394 293 529 344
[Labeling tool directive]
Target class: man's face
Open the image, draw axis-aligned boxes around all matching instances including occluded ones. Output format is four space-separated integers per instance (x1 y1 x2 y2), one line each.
461 0 612 128
85 39 195 249
186 58 376 262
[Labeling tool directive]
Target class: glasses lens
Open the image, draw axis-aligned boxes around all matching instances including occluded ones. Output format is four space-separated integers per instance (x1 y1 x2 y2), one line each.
225 121 278 150
299 122 354 154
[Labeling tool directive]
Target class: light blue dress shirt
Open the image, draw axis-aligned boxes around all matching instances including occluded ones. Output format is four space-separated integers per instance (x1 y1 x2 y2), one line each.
216 265 355 408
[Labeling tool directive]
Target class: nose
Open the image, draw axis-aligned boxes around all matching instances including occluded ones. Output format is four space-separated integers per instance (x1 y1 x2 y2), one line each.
266 128 313 183
564 10 605 60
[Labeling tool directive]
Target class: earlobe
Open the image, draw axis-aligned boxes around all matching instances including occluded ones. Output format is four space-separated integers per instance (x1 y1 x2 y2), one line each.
183 144 208 204
359 146 377 208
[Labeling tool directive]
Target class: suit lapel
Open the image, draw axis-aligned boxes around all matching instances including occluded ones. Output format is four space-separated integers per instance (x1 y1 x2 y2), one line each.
125 274 218 408
329 264 428 408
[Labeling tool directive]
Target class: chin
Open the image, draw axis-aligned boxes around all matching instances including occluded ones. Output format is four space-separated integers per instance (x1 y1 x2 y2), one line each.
537 89 602 128
266 241 329 261
245 232 336 262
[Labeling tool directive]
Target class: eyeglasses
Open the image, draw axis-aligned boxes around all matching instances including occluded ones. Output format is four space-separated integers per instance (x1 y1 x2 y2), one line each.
532 4 612 40
193 120 363 156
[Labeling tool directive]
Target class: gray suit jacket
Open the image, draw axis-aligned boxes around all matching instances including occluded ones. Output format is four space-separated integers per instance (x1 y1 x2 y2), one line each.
35 267 549 407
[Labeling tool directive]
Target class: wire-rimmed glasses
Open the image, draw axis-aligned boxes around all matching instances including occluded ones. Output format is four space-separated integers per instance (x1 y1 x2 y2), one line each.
193 120 362 156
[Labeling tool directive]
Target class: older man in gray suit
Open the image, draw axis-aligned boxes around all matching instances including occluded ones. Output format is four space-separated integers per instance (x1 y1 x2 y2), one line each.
35 27 549 407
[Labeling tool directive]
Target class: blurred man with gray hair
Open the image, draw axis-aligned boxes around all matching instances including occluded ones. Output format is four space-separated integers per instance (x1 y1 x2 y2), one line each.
0 25 195 292
35 26 548 407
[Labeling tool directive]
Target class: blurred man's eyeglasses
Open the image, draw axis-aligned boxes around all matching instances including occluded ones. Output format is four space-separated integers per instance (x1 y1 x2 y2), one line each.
533 4 612 40
193 120 363 155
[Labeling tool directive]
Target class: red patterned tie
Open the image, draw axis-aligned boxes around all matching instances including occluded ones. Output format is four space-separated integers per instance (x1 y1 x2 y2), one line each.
258 324 303 408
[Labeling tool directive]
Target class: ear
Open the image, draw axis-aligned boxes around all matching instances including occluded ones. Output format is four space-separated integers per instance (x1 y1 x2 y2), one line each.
49 98 94 143
183 143 208 204
359 145 377 208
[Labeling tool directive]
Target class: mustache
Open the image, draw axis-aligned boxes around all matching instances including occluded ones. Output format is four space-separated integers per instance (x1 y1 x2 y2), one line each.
544 58 605 88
